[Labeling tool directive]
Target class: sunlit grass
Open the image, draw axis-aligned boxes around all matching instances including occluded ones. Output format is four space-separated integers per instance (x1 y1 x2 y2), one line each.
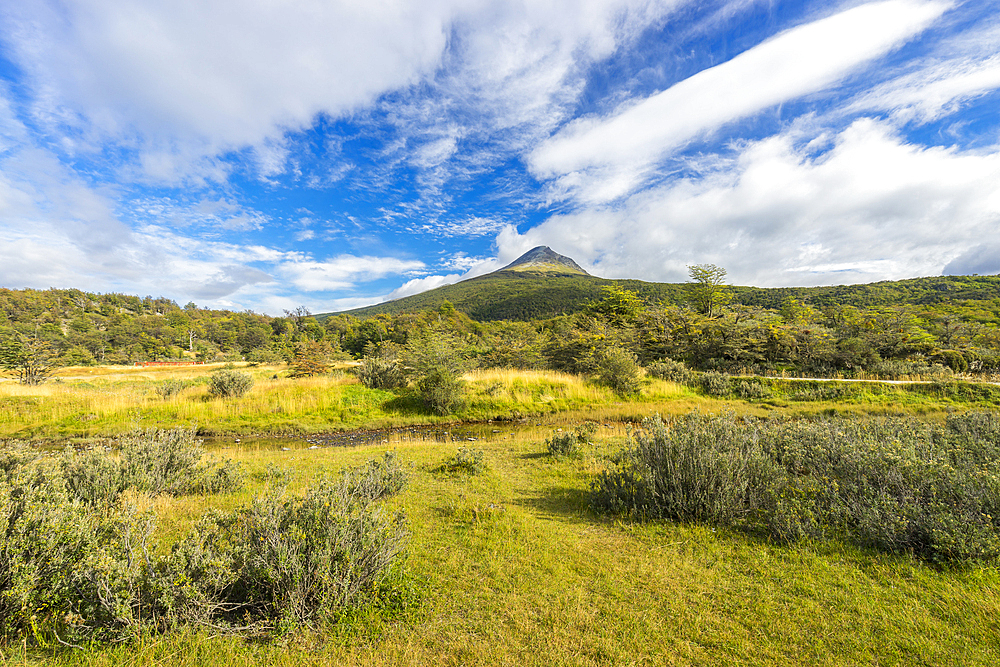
7 425 998 666
2 364 996 441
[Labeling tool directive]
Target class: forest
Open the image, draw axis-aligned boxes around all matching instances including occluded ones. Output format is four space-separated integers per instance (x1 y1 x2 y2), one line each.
2 270 1000 382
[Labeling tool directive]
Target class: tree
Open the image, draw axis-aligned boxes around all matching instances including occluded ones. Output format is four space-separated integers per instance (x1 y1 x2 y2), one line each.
289 340 333 377
403 328 469 415
686 264 732 318
586 286 645 327
0 336 57 385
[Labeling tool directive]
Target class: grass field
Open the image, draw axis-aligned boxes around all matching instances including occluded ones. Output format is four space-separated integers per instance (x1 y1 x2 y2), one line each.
2 365 999 665
4 426 999 666
3 364 999 442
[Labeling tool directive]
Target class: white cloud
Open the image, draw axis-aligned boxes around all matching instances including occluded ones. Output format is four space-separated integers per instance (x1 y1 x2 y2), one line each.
3 1 456 165
0 90 298 312
528 0 951 204
309 272 466 313
279 255 426 292
419 216 510 238
126 196 271 232
439 252 488 271
851 54 1000 124
501 119 1000 286
1 0 687 183
384 273 464 300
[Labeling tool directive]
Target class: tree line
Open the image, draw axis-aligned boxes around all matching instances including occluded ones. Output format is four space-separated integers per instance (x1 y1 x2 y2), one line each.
2 270 999 385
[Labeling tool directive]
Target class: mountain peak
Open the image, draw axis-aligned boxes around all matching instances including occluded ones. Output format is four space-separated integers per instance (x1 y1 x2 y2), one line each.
499 246 589 276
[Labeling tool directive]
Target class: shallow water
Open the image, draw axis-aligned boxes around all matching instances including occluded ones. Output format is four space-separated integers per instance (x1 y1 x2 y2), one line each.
201 419 634 452
201 422 530 452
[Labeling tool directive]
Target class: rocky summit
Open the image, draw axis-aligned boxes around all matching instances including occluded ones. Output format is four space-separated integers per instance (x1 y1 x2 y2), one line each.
498 246 590 276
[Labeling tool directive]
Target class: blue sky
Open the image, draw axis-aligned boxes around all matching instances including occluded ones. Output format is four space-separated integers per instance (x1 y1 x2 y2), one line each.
0 0 998 315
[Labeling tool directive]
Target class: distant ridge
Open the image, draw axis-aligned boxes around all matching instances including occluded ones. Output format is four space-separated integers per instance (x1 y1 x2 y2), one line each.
499 246 589 276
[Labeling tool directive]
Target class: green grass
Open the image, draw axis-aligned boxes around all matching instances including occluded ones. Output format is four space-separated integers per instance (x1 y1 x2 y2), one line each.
0 366 707 441
4 426 998 665
4 365 1000 442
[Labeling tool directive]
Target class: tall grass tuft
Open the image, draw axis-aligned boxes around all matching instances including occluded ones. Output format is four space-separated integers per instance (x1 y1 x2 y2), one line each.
547 423 597 459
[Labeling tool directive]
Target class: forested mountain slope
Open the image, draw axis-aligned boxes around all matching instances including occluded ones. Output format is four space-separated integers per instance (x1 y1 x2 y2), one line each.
329 272 1000 323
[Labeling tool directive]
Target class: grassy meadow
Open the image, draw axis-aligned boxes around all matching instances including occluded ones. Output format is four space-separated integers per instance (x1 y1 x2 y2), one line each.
2 364 1000 665
3 363 999 442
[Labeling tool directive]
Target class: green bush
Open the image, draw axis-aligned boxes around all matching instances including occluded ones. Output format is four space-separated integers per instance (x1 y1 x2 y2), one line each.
403 330 469 415
164 456 409 631
591 413 774 524
0 459 156 643
208 369 254 398
155 379 189 399
61 428 244 504
734 378 772 400
592 412 1000 562
356 356 407 390
435 447 485 475
0 451 408 642
698 371 732 396
595 347 641 396
645 359 694 384
339 452 408 500
547 423 597 459
415 369 465 415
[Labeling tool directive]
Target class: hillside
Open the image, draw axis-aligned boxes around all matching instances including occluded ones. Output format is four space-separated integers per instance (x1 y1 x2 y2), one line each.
325 268 1000 322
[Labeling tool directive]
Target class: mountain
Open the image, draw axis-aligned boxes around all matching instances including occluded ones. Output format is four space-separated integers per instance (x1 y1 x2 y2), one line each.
499 246 590 276
320 247 1000 322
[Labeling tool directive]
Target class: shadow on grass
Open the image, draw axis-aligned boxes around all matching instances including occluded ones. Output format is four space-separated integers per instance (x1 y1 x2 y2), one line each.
381 391 431 416
515 484 594 523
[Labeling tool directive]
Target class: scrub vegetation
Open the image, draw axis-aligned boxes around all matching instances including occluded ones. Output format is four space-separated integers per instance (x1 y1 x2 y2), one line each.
1 414 998 665
3 275 1000 664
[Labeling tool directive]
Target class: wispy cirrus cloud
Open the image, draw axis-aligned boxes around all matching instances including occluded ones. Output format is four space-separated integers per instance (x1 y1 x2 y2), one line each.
851 55 1000 124
528 0 951 205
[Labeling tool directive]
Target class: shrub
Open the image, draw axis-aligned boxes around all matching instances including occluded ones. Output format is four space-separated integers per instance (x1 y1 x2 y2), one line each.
698 371 732 396
595 347 641 396
288 341 332 377
0 461 157 643
155 379 188 399
645 358 694 384
435 447 485 475
164 457 409 631
871 359 953 380
339 452 408 500
591 412 1000 562
591 413 774 524
403 330 469 415
547 423 597 459
356 356 407 390
734 378 772 400
418 369 467 415
0 451 407 642
208 368 254 398
938 350 969 373
61 428 244 504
